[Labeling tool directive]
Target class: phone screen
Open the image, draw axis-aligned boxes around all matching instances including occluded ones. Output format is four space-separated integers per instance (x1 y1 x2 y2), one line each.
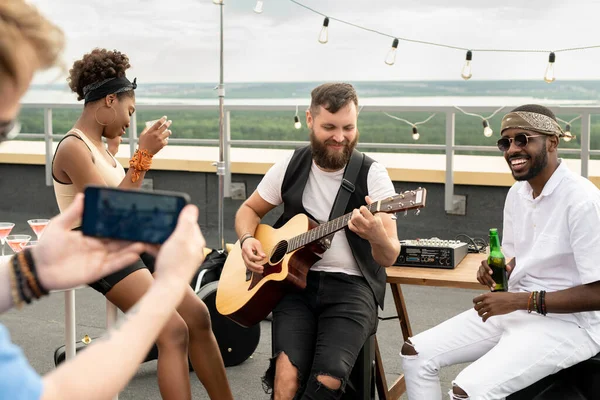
82 186 190 244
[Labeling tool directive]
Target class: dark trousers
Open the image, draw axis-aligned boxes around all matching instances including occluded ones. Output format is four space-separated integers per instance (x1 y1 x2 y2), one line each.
263 271 378 400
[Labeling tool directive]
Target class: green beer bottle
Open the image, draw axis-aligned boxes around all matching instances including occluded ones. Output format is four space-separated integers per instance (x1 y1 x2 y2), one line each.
488 228 508 292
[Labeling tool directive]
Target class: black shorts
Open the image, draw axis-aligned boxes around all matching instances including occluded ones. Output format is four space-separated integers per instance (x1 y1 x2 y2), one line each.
73 227 155 295
89 252 156 295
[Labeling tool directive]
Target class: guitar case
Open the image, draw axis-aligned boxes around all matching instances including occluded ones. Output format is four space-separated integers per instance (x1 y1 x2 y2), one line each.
54 249 260 368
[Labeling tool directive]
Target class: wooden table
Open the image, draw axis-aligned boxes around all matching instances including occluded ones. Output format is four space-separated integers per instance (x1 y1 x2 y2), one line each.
374 253 487 400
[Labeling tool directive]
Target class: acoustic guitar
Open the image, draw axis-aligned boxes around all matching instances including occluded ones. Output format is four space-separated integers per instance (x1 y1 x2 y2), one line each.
216 188 427 327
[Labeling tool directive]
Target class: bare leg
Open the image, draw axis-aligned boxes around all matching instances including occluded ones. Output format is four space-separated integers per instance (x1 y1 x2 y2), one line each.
106 269 191 400
274 352 299 400
176 286 234 400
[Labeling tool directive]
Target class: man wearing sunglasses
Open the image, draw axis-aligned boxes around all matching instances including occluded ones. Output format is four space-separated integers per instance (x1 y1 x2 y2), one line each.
401 104 600 400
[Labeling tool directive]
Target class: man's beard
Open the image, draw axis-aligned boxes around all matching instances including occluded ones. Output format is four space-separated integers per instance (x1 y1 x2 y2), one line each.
510 141 548 181
310 129 358 170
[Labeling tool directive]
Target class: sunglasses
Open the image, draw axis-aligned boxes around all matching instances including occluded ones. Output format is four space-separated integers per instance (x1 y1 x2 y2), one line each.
497 133 546 152
0 120 21 143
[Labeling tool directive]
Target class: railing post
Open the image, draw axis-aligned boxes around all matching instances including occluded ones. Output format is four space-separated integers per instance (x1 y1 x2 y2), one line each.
580 112 591 179
445 112 455 212
129 112 138 157
44 108 53 186
224 110 231 197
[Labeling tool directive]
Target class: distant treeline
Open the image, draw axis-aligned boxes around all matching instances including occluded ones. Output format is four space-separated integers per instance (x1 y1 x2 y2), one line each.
17 108 597 158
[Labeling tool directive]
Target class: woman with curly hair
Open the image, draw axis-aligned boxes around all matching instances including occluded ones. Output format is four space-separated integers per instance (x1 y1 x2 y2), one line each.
51 48 233 400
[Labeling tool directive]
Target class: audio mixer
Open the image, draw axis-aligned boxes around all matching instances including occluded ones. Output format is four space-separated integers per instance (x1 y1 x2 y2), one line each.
394 237 468 269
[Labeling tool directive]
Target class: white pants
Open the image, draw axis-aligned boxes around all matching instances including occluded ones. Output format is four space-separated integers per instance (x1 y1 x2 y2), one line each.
401 308 600 400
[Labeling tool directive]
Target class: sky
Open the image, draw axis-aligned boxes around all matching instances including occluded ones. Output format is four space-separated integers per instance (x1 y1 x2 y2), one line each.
30 0 600 83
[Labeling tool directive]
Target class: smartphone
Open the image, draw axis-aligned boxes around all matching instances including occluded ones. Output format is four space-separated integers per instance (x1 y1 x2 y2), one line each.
82 186 191 244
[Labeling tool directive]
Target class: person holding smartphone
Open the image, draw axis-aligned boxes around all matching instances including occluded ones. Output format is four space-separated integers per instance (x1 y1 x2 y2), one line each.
0 2 231 400
50 49 233 399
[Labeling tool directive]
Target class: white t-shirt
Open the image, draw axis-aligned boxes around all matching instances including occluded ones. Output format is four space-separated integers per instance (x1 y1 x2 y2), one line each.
257 151 396 276
502 159 600 344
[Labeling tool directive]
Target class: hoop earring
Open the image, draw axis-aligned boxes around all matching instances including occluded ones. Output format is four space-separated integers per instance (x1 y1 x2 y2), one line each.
94 105 117 126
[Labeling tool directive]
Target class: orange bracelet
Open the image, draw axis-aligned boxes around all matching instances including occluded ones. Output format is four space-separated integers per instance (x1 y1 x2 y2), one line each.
18 252 43 299
129 148 153 183
527 291 534 313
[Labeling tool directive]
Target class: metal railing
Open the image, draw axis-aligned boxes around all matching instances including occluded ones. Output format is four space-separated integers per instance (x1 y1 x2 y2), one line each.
19 103 600 212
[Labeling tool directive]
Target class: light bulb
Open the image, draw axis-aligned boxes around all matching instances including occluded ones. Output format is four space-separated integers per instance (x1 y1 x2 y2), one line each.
412 126 420 141
294 115 302 129
483 119 493 137
318 17 329 44
385 38 399 65
461 50 472 80
544 52 556 83
253 0 263 13
212 0 223 4
563 123 573 142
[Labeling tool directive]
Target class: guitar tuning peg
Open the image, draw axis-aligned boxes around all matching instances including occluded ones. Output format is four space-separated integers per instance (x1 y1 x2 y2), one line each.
415 209 421 216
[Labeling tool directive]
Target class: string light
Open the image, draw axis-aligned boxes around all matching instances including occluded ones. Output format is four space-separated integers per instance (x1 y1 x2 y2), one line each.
454 106 505 137
253 0 264 13
482 120 493 137
412 126 420 141
544 52 556 83
279 0 600 82
294 105 302 129
318 17 329 44
556 116 580 142
385 38 399 65
461 50 473 80
383 112 437 141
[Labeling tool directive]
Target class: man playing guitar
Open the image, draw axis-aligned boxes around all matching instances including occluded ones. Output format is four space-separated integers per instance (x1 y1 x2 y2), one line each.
234 82 400 399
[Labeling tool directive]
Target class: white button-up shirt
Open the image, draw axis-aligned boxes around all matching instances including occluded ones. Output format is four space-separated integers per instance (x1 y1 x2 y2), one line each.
502 159 600 343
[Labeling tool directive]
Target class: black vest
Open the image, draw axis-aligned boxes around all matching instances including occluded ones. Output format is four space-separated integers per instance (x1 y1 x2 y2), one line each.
273 146 387 308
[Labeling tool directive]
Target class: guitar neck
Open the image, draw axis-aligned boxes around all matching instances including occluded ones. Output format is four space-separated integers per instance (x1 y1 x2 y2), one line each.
287 203 378 252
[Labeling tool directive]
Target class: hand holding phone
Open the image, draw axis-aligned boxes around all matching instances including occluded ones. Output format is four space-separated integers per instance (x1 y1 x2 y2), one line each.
82 186 191 244
139 116 172 155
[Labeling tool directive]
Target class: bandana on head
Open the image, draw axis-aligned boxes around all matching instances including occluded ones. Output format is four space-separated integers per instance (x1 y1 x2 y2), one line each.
82 76 137 104
500 111 564 137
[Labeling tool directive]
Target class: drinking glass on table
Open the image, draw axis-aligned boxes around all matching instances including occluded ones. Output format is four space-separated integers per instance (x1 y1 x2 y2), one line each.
28 218 49 239
6 234 31 253
0 222 15 256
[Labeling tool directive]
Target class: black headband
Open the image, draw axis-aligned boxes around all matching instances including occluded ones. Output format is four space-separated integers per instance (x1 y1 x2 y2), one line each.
82 76 137 104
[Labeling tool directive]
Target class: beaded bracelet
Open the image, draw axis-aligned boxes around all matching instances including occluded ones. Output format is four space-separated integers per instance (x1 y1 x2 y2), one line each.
8 258 23 309
19 251 43 299
540 290 547 316
11 255 31 305
527 292 534 313
22 248 48 296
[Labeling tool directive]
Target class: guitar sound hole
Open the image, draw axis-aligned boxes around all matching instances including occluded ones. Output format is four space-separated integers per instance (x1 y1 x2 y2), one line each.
269 241 288 264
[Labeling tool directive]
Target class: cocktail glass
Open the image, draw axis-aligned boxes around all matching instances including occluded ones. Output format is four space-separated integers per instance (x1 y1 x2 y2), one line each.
28 219 49 239
22 240 39 249
0 222 15 256
6 235 31 253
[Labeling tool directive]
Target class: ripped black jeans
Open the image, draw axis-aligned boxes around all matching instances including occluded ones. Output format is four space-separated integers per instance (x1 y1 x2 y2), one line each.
263 270 378 400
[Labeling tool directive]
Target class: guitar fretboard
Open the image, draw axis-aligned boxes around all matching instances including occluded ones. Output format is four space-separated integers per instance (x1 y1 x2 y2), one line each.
287 203 376 252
